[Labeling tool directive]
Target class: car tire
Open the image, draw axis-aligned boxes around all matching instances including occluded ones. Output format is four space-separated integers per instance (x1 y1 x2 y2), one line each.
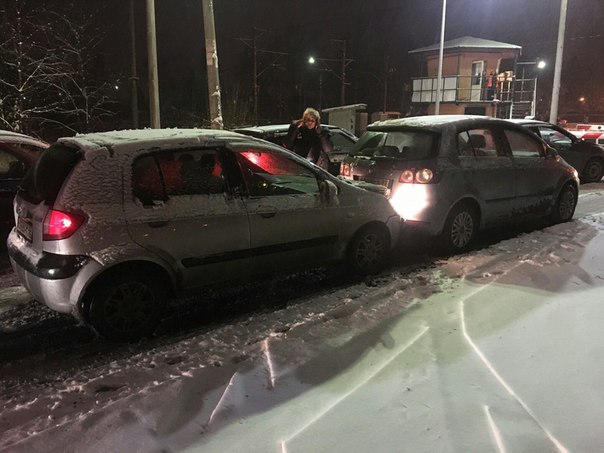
550 183 577 224
582 158 604 183
441 203 478 253
347 224 390 275
86 270 167 342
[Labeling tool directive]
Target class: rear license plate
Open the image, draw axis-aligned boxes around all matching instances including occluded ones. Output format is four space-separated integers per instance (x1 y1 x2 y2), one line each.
17 216 33 242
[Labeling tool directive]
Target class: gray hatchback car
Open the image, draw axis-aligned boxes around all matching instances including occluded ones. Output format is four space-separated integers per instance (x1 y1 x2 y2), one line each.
8 129 400 341
340 115 579 252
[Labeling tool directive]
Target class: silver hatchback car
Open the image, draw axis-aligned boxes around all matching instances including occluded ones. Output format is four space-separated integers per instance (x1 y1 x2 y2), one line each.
340 115 579 252
8 129 400 341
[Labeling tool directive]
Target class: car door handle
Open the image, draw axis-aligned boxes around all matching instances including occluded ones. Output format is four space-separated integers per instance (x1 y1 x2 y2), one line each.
148 221 169 228
256 206 276 218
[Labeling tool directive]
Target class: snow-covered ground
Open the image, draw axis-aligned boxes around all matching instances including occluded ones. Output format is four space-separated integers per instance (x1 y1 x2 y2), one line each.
2 188 604 453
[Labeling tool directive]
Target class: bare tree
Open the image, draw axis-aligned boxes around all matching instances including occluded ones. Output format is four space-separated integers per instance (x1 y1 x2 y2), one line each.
0 0 118 137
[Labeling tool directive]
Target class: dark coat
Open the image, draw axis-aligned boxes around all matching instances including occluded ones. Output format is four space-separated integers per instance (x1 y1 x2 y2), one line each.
284 122 333 171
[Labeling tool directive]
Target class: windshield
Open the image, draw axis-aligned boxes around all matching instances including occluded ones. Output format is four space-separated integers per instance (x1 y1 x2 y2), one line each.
19 143 81 204
350 130 438 160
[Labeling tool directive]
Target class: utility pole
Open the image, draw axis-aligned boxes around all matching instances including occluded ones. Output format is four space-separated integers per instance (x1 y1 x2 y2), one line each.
332 39 351 105
202 0 223 129
145 0 160 128
129 0 139 128
308 40 353 107
549 0 568 124
238 28 287 124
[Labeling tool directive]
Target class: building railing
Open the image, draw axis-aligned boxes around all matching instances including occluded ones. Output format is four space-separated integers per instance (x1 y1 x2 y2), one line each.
411 74 536 105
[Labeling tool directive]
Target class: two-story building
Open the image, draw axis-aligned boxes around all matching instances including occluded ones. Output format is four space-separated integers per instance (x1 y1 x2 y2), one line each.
409 36 538 119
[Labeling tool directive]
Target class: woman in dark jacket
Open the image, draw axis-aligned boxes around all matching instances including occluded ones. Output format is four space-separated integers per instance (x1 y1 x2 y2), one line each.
284 107 333 171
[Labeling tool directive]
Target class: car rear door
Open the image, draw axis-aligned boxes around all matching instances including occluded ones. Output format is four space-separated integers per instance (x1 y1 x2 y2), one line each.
457 126 516 224
125 146 251 290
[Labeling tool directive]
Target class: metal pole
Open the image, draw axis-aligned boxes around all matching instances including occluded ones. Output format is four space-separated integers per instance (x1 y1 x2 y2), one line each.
145 0 160 128
252 28 258 124
383 56 389 112
340 41 346 105
549 0 567 124
202 0 223 129
435 0 446 115
129 0 139 129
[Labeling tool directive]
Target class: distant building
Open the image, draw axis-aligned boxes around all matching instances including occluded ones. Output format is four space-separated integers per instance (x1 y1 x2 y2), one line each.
409 36 539 119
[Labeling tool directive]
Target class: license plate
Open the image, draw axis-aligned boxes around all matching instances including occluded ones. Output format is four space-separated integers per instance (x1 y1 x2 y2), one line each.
17 216 33 242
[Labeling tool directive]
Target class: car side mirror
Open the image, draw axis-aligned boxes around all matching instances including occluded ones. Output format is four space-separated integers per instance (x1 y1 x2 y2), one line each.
545 147 559 159
320 179 339 203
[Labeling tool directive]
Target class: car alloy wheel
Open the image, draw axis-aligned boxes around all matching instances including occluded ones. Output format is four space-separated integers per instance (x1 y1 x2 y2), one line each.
583 158 604 183
87 271 167 342
347 224 390 275
551 184 577 223
442 203 478 253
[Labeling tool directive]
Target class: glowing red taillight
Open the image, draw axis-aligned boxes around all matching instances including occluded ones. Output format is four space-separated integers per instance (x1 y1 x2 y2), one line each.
43 209 85 241
340 163 351 177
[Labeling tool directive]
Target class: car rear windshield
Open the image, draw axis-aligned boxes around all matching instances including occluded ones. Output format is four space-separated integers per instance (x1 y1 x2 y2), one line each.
349 130 438 160
19 143 81 204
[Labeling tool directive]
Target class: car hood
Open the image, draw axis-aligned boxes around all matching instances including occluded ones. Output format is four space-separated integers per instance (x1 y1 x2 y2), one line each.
337 176 389 196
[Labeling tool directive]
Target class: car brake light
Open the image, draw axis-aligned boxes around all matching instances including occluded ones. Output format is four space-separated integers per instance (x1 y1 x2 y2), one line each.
399 168 435 184
341 163 350 177
43 209 85 240
399 169 415 183
416 168 434 183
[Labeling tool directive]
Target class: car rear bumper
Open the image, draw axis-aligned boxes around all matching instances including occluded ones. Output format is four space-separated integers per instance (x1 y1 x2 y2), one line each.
7 229 101 314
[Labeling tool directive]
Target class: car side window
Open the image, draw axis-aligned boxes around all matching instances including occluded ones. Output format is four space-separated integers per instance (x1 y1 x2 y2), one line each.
330 131 355 152
537 126 572 150
504 129 544 158
132 149 225 204
235 147 320 196
459 128 500 157
0 150 27 179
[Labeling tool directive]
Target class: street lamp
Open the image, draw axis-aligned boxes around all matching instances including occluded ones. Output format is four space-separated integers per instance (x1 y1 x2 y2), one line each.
307 40 353 106
532 59 546 118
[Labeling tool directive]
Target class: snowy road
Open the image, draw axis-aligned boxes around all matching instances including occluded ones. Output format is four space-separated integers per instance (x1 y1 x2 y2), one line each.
1 184 604 452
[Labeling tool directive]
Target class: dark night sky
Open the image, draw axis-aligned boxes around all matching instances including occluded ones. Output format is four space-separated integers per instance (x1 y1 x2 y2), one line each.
99 0 604 126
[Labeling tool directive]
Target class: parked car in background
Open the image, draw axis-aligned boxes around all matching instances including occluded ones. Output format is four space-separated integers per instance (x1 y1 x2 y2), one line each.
340 115 579 252
232 124 358 175
8 128 400 341
0 131 48 224
509 119 604 183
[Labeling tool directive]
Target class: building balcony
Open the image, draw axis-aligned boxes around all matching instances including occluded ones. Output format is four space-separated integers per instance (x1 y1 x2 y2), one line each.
411 74 536 106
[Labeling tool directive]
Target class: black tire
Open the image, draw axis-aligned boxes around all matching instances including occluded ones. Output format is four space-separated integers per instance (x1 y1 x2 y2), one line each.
347 224 390 275
441 203 479 253
550 183 577 224
582 158 604 183
86 270 167 342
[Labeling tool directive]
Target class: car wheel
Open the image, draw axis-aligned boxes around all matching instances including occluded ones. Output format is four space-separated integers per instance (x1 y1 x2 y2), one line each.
550 183 577 224
86 271 167 342
582 158 604 183
441 203 478 253
347 224 390 275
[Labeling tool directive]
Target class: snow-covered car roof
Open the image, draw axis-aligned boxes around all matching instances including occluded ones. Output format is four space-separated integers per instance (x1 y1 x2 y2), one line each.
58 128 260 153
0 130 49 149
367 114 503 131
